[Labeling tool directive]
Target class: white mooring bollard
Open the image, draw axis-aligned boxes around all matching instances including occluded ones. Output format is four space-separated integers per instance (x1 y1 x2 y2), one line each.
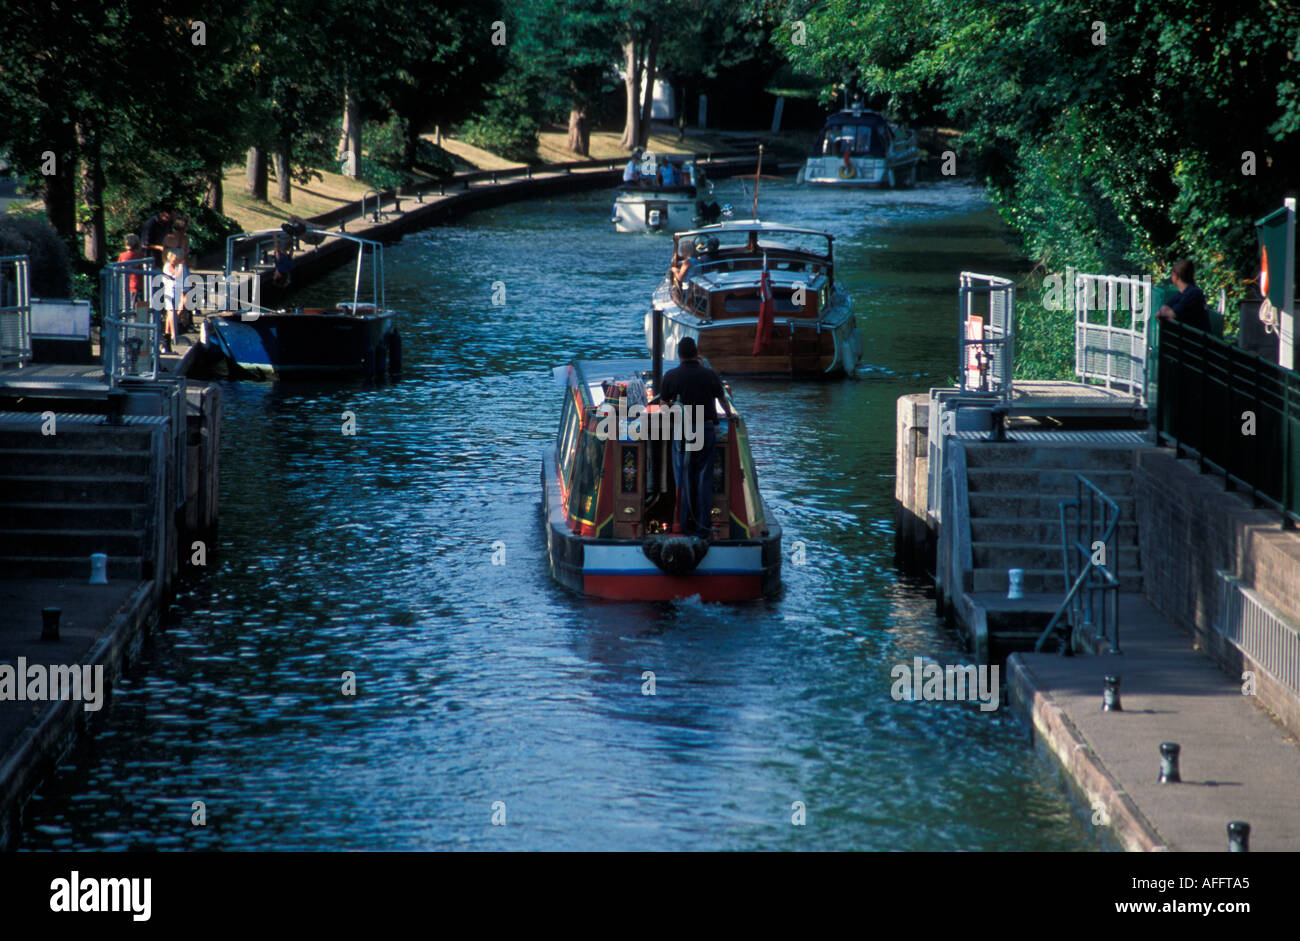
1007 568 1024 600
90 553 108 584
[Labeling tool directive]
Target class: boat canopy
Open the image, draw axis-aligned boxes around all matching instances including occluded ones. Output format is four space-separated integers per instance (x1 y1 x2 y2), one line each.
223 225 386 314
673 220 833 260
815 109 893 158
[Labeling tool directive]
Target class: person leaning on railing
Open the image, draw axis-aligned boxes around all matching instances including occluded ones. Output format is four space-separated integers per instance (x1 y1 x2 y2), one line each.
1155 259 1211 332
116 234 144 311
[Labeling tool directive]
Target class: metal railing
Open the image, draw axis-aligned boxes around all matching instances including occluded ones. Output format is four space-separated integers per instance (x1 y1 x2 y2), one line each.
0 254 32 368
100 258 162 385
1071 268 1151 403
1155 318 1300 526
958 271 1015 401
1215 571 1300 697
1036 474 1123 654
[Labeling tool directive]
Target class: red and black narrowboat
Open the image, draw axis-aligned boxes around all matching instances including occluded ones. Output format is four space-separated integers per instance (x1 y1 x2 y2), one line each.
542 355 781 602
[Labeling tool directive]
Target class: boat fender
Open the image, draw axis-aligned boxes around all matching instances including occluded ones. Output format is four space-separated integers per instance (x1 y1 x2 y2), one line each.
643 534 710 576
388 330 402 374
838 162 857 180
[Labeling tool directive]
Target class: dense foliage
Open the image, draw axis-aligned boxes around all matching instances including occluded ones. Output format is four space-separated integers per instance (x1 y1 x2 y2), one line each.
776 0 1300 370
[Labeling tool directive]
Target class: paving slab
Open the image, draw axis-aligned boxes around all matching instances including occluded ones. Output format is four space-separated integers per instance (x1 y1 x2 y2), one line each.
1010 593 1300 851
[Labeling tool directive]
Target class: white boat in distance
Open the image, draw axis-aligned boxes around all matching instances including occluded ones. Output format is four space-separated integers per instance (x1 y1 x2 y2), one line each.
612 153 722 233
797 103 920 188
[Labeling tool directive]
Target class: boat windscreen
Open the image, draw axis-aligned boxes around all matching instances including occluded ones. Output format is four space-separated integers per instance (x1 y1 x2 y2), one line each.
818 123 888 158
679 229 830 258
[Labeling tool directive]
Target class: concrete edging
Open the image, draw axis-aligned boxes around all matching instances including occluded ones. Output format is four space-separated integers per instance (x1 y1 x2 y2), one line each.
0 579 156 851
1007 652 1168 852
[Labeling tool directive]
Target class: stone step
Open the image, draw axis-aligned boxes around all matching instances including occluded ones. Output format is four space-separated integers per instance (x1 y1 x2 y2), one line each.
0 447 153 476
0 528 145 557
0 554 143 580
972 540 1140 572
0 474 152 504
972 567 1143 595
966 467 1134 496
963 443 1138 470
969 516 1140 545
968 491 1136 520
0 502 148 530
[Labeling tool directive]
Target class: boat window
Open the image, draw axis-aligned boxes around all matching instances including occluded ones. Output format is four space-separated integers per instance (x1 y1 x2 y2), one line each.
819 124 886 158
733 424 765 531
571 430 606 524
558 393 581 486
685 230 830 260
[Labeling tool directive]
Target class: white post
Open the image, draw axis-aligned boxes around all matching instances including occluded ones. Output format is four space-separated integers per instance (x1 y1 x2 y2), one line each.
1282 197 1296 371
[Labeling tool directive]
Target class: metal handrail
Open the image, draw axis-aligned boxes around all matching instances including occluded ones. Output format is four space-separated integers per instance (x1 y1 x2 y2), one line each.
1156 318 1300 527
361 189 381 222
1035 473 1123 654
100 258 163 386
0 254 32 368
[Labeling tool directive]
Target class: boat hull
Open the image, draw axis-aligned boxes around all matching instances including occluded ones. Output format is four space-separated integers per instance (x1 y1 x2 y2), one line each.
542 447 781 602
206 311 394 379
798 154 918 188
612 189 700 233
647 286 862 378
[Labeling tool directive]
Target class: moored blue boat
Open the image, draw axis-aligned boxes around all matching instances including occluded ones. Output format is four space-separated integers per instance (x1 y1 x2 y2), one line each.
203 226 400 379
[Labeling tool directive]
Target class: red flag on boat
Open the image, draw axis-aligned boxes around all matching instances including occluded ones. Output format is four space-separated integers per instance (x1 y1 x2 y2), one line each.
1260 245 1270 298
753 252 775 355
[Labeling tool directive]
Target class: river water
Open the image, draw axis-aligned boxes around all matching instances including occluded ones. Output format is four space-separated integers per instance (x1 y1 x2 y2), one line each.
22 179 1095 851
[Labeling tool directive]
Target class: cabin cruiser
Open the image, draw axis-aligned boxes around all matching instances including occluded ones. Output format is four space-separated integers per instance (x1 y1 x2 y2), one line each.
542 354 781 601
202 224 400 379
612 153 722 233
797 104 920 188
645 220 862 378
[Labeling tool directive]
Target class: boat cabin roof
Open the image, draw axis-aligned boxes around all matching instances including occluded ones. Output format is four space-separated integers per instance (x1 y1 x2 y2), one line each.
561 357 730 416
823 108 889 128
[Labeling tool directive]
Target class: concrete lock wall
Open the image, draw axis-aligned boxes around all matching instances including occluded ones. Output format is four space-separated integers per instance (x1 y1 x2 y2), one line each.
894 393 932 574
1134 449 1300 736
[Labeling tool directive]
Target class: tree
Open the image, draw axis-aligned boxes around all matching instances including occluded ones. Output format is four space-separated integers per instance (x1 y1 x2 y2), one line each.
513 0 622 156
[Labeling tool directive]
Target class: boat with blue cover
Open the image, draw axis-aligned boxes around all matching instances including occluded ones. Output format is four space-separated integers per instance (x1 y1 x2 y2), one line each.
202 224 401 379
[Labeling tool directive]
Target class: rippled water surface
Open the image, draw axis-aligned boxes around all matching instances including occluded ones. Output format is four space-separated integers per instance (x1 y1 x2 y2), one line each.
23 180 1094 850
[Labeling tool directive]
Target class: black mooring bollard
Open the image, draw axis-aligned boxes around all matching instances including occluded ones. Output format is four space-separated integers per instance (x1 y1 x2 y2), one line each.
1227 821 1250 852
41 607 61 642
1159 742 1181 783
1102 675 1122 711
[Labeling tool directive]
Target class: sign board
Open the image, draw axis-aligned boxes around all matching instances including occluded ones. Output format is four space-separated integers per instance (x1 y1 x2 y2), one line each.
30 298 91 339
1255 199 1296 370
964 316 985 391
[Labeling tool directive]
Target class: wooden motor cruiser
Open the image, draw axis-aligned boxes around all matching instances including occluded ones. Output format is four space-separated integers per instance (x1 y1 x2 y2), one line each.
646 220 862 378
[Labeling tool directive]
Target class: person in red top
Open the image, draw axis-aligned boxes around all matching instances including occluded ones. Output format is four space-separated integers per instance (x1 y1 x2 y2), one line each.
116 234 145 310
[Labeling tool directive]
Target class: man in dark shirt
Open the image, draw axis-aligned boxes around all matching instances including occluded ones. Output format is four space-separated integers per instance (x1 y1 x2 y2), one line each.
655 336 726 538
140 207 174 267
1156 258 1211 332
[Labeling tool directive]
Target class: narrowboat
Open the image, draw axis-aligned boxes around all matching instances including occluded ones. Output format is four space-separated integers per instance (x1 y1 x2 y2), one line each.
612 154 722 233
796 103 919 188
645 220 862 378
542 354 781 602
202 225 401 379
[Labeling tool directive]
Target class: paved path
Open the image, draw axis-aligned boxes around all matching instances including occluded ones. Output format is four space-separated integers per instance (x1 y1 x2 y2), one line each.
0 577 152 848
1010 593 1300 851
